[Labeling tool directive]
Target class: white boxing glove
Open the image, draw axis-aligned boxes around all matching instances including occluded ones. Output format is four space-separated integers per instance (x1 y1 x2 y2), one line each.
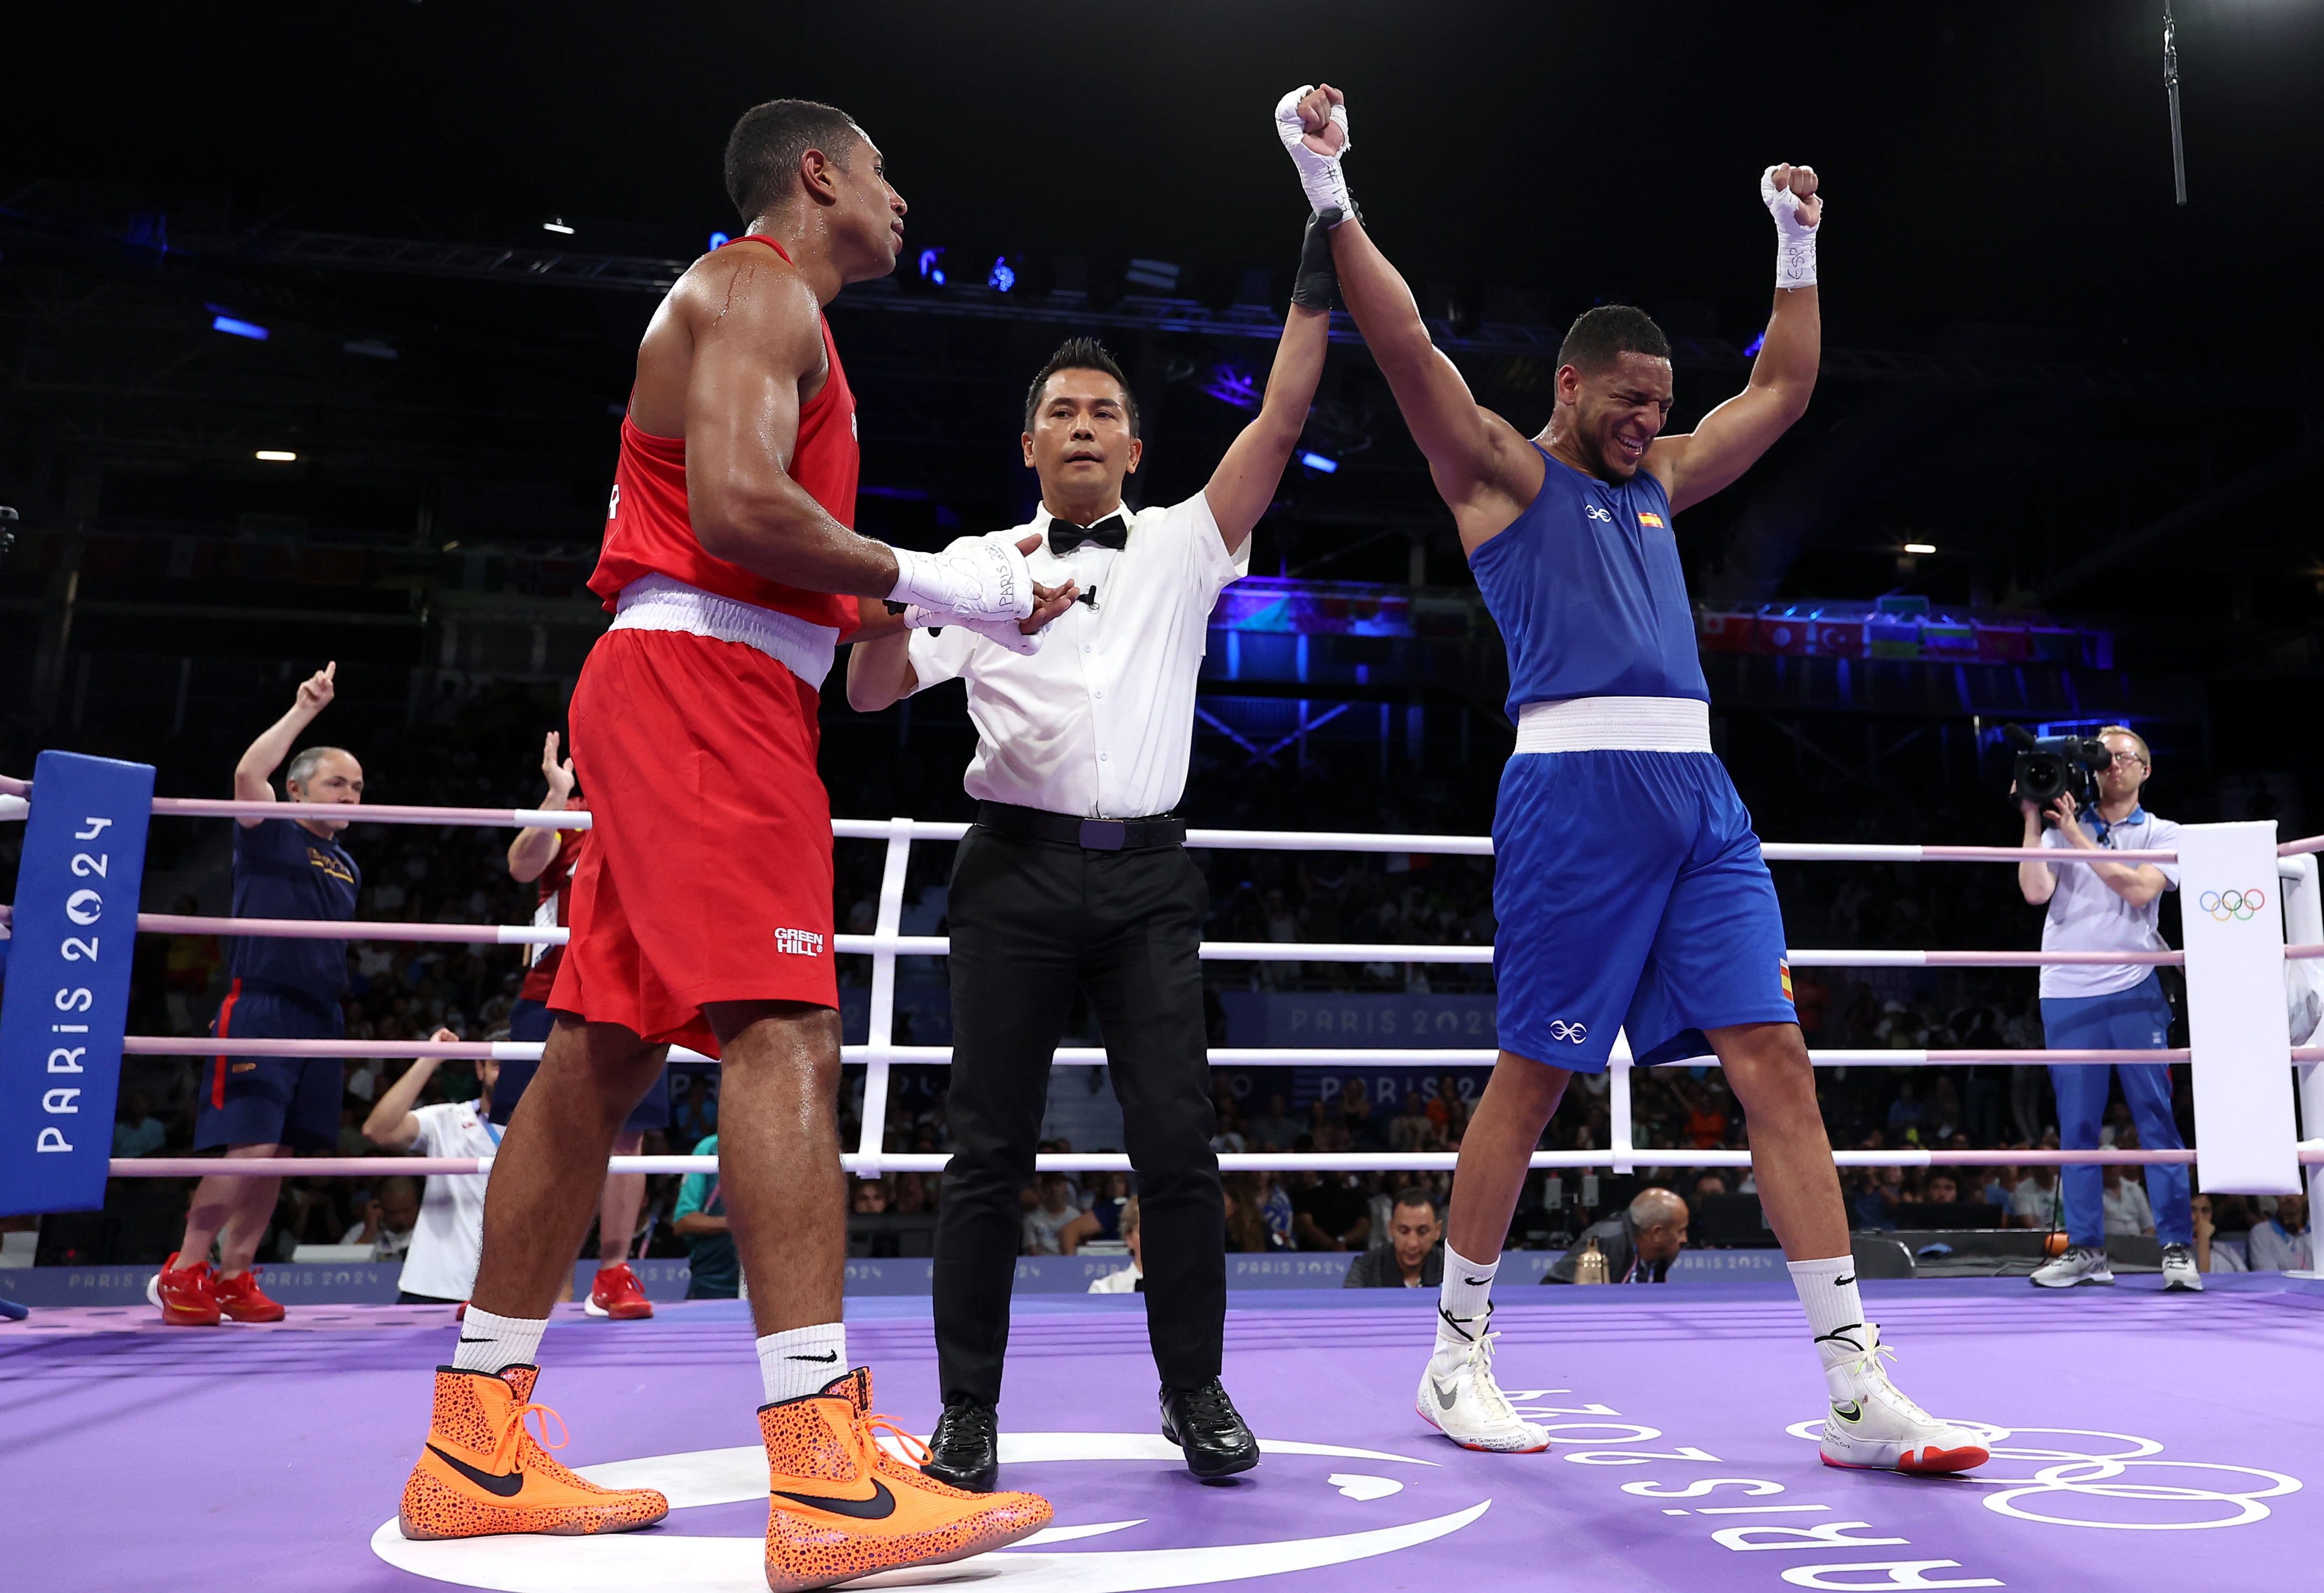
901 604 1043 657
1275 86 1353 220
889 539 1035 624
1762 165 1819 291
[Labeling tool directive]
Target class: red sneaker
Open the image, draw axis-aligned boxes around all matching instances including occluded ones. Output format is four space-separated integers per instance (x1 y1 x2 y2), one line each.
149 1253 221 1327
585 1264 654 1320
212 1267 287 1323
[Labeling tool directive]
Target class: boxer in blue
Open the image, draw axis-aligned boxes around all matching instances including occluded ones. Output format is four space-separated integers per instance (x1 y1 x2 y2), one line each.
1277 85 1986 1473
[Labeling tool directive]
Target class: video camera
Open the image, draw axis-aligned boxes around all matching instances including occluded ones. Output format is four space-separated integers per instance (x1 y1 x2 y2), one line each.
2004 724 2111 808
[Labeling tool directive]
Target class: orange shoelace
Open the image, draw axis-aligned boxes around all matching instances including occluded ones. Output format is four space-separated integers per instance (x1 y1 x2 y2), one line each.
862 1413 933 1468
489 1401 571 1475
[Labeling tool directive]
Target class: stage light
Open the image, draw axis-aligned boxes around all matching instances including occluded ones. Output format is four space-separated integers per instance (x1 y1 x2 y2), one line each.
211 315 268 341
343 340 397 360
542 217 575 235
1904 542 1936 555
254 450 297 463
988 256 1016 292
1300 451 1339 474
708 231 730 251
1741 329 1766 357
1201 363 1261 411
918 247 946 286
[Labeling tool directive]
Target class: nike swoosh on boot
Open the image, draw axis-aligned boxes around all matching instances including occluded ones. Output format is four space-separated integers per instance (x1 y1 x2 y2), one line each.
427 1445 525 1498
774 1478 897 1520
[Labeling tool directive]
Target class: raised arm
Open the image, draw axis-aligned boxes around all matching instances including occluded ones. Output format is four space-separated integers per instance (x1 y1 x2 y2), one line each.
362 1032 458 1150
507 731 575 884
1203 218 1333 552
1278 86 1538 545
1645 166 1822 513
233 663 335 826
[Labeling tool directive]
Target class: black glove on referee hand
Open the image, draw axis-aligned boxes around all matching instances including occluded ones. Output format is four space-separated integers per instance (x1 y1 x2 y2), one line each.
1291 210 1341 311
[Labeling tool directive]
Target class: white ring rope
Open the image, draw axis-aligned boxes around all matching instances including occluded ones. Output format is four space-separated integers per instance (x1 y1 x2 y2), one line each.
15 906 2211 969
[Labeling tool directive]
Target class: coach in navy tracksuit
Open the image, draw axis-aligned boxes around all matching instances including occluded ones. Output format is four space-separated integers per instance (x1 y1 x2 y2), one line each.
151 663 362 1326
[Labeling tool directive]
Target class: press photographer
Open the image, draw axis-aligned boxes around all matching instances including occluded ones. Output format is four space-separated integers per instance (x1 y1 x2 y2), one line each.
2014 724 2199 1292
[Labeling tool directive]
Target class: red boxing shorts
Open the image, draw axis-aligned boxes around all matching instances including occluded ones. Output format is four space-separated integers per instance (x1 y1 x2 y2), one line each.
551 627 837 1058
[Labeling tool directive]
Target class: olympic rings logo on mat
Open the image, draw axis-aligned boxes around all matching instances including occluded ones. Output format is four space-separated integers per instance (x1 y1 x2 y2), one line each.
1546 1020 1588 1044
2198 888 2267 922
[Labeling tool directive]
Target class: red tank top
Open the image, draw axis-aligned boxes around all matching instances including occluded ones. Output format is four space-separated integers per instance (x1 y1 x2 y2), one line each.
588 234 863 636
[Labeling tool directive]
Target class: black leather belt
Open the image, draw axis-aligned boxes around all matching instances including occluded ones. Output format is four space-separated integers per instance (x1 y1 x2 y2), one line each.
975 801 1186 852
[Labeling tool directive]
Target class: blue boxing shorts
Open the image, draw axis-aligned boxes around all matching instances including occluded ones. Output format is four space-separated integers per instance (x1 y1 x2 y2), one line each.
491 997 671 1132
1492 746 1796 1072
194 979 345 1151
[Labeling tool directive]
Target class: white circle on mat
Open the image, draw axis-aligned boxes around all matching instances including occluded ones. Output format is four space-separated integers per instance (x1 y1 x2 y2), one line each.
371 1432 1486 1592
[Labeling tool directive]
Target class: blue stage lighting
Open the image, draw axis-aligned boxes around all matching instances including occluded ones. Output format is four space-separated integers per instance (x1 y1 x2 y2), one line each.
1300 451 1339 474
211 316 269 341
708 231 730 251
989 256 1016 292
918 247 946 286
1741 329 1766 357
1200 363 1261 410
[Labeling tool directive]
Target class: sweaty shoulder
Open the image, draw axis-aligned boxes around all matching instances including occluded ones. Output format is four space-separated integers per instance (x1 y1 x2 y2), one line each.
630 242 825 437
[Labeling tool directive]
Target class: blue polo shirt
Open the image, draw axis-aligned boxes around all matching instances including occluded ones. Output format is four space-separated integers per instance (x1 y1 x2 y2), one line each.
229 816 360 1004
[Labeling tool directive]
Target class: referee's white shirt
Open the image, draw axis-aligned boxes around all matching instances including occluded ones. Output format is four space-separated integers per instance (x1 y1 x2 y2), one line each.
2038 808 2183 1000
905 492 1249 819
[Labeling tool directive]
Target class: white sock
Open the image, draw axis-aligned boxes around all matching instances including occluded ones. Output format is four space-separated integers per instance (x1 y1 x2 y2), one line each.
1433 1243 1499 1372
758 1323 849 1405
1787 1255 1872 1394
452 1306 547 1375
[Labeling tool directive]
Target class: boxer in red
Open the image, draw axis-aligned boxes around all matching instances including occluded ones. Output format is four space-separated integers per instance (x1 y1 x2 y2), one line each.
397 99 1066 1590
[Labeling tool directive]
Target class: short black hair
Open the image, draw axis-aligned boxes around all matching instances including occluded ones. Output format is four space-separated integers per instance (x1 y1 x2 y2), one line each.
1023 336 1139 437
1393 1185 1439 1214
1555 304 1672 374
723 99 863 225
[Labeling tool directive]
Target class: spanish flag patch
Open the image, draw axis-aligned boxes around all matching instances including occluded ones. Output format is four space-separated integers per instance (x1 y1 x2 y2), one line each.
1780 960 1795 1002
1638 511 1665 528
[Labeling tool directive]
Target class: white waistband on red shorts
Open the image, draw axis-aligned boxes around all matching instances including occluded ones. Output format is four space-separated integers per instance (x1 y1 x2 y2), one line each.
608 574 838 688
1513 696 1712 754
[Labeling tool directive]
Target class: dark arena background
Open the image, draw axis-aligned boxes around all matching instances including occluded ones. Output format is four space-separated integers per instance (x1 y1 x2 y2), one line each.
4 5 2323 1592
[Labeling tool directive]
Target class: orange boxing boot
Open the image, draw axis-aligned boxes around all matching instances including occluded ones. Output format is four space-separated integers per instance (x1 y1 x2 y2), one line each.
760 1367 1051 1592
399 1365 670 1540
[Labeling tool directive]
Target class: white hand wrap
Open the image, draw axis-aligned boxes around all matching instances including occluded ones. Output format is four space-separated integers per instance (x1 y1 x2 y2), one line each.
901 604 1043 657
1275 86 1353 219
888 540 1034 624
1762 166 1818 290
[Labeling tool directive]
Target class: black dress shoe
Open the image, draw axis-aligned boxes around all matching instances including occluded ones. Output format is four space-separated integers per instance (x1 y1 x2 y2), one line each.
922 1398 1000 1493
1159 1378 1259 1479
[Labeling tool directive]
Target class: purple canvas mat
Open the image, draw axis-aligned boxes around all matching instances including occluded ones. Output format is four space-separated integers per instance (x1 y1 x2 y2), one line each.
3 1277 2317 1593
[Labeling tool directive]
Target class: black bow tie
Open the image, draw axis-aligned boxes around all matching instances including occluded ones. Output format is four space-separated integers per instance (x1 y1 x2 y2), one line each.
1047 513 1129 555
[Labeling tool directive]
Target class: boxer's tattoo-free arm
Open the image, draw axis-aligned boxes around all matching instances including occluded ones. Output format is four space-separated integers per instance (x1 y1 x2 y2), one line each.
682 261 903 596
1325 218 1538 546
1645 284 1820 514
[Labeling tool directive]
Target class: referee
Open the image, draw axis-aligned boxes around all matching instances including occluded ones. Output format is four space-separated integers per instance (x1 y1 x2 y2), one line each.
847 223 1333 1490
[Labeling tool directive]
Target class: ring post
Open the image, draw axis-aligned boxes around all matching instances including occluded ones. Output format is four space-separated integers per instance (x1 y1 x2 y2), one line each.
0 752 156 1217
852 819 913 1178
2281 851 2324 1215
2179 821 2301 1194
1609 1032 1636 1176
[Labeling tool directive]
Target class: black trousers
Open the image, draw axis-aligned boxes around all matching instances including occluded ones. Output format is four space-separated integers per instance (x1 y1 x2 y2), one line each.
933 825 1224 1407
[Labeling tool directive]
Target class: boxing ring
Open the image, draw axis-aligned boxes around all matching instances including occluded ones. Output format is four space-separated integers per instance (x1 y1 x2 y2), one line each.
3 749 2322 1592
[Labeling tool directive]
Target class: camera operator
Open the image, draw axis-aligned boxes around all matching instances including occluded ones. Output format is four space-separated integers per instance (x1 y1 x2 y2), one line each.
2016 725 2198 1293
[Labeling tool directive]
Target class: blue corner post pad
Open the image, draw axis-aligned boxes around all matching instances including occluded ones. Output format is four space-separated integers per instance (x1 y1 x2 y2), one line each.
0 750 156 1218
0 1295 27 1321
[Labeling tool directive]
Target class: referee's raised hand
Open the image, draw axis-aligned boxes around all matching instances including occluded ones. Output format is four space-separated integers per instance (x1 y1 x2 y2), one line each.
293 659 337 716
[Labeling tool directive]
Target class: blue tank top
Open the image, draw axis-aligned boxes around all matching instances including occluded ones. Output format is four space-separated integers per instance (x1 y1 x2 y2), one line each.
228 816 360 1003
1468 445 1707 715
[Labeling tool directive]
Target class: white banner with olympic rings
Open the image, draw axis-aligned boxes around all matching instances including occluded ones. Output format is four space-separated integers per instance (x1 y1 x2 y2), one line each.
2179 820 2301 1193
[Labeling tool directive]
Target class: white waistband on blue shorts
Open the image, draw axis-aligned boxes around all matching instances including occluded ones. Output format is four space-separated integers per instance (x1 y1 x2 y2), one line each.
1513 696 1712 754
608 573 838 689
